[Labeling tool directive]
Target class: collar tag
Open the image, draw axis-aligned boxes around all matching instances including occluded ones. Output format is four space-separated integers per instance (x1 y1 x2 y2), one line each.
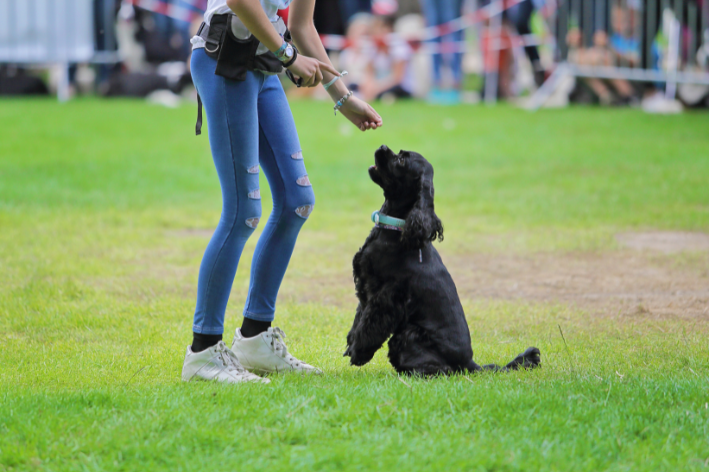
375 223 403 232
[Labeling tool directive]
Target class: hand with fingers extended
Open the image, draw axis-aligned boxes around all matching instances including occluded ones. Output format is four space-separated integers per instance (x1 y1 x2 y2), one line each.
286 54 340 88
339 95 383 132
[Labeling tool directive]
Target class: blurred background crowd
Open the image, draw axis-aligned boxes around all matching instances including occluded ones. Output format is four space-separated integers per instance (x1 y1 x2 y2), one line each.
1 0 708 111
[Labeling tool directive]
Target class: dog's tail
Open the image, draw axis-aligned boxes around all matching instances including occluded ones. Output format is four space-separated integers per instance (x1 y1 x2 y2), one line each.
465 347 541 373
464 359 485 372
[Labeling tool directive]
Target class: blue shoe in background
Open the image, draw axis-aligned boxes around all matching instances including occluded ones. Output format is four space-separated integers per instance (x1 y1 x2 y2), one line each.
427 87 461 105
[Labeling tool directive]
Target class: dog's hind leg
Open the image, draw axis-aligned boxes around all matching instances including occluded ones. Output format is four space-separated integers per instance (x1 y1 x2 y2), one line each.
388 331 457 376
392 350 456 376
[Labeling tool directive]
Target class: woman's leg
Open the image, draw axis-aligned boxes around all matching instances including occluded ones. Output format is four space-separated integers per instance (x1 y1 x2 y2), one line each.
229 77 320 374
243 75 315 322
190 48 262 337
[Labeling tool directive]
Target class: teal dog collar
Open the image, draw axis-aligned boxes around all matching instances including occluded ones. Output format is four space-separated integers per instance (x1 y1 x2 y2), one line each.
371 210 405 232
372 210 423 263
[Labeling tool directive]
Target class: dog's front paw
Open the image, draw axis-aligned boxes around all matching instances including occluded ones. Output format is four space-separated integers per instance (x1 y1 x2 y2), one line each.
349 347 376 366
507 347 541 370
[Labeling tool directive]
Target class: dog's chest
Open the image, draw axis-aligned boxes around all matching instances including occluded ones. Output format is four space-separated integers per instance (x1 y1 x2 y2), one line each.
359 243 395 278
359 235 427 279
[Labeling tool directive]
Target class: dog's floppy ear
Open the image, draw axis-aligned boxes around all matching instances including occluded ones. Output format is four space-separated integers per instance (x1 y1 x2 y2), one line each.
401 172 443 249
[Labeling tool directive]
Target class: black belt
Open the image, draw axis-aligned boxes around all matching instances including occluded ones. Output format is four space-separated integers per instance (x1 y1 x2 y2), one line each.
195 22 214 52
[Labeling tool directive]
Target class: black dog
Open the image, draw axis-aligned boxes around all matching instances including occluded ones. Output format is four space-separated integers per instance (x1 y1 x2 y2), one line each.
344 145 541 375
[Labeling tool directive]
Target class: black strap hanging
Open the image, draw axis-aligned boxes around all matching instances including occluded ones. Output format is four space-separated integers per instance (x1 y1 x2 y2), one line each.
196 93 203 136
285 69 303 87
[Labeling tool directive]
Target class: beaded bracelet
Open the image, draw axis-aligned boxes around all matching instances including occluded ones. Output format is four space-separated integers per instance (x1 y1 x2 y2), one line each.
324 70 348 91
334 90 354 116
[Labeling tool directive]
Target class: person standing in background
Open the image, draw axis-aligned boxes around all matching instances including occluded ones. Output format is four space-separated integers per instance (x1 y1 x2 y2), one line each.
314 0 346 37
339 0 373 26
505 0 548 87
420 0 464 104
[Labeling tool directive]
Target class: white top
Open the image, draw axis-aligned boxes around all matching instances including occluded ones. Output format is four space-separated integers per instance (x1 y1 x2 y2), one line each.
191 0 291 49
204 0 291 24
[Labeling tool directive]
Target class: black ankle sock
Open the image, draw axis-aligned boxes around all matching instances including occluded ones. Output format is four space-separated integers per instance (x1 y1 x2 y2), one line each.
191 333 222 353
240 318 271 338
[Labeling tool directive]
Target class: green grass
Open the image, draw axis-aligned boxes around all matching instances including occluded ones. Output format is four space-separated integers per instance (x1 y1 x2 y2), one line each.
1 98 708 471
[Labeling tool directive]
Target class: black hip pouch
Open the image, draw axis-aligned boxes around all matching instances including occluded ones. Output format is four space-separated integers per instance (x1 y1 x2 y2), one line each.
195 14 296 136
205 13 284 82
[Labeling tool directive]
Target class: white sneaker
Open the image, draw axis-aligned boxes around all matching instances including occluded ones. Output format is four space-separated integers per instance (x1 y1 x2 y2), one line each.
182 341 270 384
231 327 322 375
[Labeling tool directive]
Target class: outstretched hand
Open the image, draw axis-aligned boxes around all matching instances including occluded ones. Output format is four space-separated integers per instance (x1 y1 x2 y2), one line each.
339 95 383 132
287 54 341 88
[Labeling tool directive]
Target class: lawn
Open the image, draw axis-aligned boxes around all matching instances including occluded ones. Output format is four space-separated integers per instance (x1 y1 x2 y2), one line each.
0 98 708 471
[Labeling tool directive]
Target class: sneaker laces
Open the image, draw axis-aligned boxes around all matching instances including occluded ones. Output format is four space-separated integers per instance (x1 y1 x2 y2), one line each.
269 328 300 367
214 341 248 374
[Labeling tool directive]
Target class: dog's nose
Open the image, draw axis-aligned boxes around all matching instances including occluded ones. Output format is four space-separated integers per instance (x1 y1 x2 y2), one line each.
378 145 389 153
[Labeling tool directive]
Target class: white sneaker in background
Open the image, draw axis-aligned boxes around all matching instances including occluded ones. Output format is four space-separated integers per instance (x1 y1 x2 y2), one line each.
231 327 322 375
181 340 269 384
642 92 683 114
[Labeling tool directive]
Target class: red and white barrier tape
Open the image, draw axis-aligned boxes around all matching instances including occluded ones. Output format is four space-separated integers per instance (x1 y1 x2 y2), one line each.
127 0 203 23
127 0 551 53
322 34 553 55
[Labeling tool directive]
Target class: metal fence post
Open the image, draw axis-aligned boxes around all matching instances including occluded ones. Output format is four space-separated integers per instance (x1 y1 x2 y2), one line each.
57 63 71 102
484 0 504 104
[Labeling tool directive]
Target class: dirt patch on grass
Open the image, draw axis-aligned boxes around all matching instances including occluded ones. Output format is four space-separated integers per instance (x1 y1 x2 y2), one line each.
446 249 709 318
616 231 709 253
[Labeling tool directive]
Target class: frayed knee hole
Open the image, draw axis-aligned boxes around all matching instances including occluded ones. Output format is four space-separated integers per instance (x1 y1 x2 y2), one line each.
295 204 314 219
247 164 260 174
248 189 261 200
245 217 260 229
296 175 311 187
291 151 303 160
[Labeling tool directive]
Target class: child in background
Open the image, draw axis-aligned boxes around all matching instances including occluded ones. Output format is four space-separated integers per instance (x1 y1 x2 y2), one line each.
338 13 374 95
609 4 640 67
355 15 414 101
566 26 635 105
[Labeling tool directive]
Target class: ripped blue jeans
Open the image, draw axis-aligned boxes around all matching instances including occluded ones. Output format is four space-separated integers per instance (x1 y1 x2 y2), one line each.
190 48 314 334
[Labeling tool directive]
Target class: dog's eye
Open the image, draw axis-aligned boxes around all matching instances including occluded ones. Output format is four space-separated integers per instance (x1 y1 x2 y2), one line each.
396 157 405 166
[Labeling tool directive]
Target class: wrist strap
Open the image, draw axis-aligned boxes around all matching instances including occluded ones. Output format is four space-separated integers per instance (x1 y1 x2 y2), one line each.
324 70 348 91
285 69 303 87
